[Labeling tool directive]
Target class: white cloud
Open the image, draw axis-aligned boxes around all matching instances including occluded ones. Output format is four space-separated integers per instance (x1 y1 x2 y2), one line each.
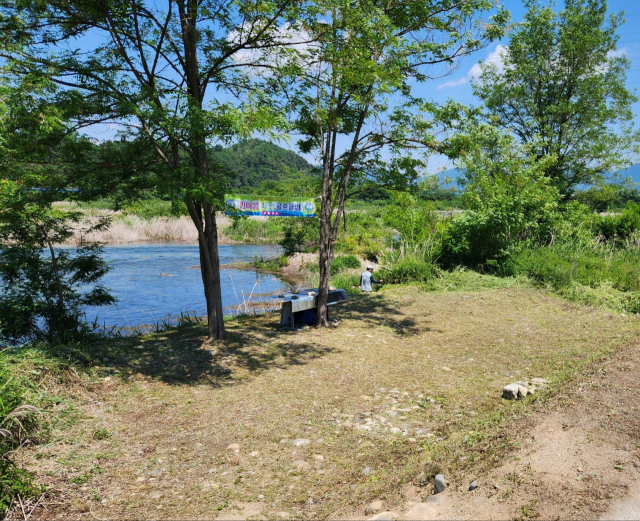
437 44 508 90
608 48 627 58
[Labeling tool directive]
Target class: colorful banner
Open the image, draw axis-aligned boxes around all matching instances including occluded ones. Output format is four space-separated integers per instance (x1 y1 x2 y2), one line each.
225 195 316 217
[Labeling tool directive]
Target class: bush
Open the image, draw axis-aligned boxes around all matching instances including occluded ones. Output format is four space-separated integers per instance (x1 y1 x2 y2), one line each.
0 354 43 514
379 241 441 284
252 254 288 271
591 201 640 241
442 126 560 270
332 255 361 272
224 218 284 244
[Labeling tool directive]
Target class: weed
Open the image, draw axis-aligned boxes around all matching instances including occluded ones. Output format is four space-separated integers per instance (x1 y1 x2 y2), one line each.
92 429 111 440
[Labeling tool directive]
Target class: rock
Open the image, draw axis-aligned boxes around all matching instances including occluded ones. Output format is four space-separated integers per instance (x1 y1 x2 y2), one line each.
514 381 529 387
226 443 240 451
402 503 437 520
441 367 452 371
408 438 417 443
424 495 442 503
365 500 384 514
362 467 371 476
291 460 310 471
531 377 548 384
370 512 395 521
276 512 289 519
517 385 529 398
527 386 536 395
250 451 260 457
389 427 401 434
469 480 478 491
313 455 324 461
434 474 446 494
502 384 520 400
329 285 336 291
360 395 372 400
293 438 311 447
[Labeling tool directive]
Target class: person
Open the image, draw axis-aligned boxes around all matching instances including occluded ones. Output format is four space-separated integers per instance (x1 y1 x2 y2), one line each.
360 264 383 292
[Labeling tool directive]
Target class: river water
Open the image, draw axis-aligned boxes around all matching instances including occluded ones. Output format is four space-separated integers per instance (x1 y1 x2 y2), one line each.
83 243 286 331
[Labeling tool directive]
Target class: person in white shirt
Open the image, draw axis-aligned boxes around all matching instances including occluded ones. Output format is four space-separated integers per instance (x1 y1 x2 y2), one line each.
360 265 383 292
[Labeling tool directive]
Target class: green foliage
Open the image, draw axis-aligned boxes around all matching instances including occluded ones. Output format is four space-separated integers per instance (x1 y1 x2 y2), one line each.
0 353 44 514
383 192 437 244
380 241 441 284
122 198 188 219
591 202 640 242
251 255 289 272
331 255 361 273
279 222 310 257
443 127 560 269
223 218 284 244
474 0 640 195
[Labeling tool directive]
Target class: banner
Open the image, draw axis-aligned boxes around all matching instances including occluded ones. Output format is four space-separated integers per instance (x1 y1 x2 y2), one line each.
225 195 316 217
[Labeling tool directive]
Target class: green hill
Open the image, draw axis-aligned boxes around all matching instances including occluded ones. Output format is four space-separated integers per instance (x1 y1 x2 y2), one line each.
210 139 313 190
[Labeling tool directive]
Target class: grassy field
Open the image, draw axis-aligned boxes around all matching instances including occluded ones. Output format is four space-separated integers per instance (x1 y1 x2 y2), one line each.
9 279 639 520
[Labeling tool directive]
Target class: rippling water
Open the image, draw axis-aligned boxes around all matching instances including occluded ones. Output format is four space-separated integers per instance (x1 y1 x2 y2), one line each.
82 243 286 330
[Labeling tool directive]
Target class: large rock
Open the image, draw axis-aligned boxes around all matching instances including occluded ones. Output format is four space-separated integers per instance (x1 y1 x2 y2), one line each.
365 500 384 514
531 377 548 384
402 503 437 520
502 384 520 400
434 474 446 494
517 385 529 398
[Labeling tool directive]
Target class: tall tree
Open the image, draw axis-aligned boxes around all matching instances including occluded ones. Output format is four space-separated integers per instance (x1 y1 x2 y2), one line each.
0 0 300 339
473 0 639 197
288 0 508 326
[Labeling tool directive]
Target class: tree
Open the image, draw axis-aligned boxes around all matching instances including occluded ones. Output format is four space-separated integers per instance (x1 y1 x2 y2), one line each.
443 125 559 269
0 79 114 345
473 0 640 197
288 0 508 326
0 0 300 339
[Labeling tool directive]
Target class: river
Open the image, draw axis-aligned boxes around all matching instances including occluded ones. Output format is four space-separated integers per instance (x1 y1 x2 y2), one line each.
82 243 286 331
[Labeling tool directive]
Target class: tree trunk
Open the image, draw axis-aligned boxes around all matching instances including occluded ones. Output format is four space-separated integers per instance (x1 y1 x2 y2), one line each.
316 198 333 327
186 197 226 340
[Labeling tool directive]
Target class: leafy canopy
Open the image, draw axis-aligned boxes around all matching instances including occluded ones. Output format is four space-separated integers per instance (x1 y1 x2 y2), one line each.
473 0 639 196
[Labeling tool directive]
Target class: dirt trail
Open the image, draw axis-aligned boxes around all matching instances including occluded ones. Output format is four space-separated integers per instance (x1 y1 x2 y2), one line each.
387 337 640 521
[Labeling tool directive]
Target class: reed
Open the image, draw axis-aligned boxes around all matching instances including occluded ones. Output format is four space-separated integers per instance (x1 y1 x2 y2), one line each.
63 215 234 245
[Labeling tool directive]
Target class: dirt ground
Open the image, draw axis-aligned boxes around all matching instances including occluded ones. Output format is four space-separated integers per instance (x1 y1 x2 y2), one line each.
5 285 640 520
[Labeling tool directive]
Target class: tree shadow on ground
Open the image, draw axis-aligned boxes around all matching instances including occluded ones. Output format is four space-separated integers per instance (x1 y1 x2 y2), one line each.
51 288 426 387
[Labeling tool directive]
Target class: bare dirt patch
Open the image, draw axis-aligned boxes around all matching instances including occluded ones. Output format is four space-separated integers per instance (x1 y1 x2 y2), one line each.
7 285 640 520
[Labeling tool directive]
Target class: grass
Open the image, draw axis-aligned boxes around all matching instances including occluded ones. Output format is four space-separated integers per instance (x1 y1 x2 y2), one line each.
7 282 639 519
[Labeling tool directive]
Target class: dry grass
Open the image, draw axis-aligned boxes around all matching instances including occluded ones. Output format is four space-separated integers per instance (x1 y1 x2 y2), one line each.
14 284 640 520
60 214 236 245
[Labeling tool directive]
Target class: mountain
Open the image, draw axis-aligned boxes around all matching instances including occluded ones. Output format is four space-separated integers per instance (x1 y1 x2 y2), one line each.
614 164 640 185
210 139 313 189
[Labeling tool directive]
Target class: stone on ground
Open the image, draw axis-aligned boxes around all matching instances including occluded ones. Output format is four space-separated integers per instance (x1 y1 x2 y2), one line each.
469 480 478 491
292 438 310 447
369 512 396 521
365 500 384 514
362 466 371 476
402 503 437 520
434 474 446 494
226 443 240 451
502 384 520 400
517 385 529 398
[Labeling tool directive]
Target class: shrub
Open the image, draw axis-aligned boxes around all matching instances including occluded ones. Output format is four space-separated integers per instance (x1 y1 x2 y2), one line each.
379 240 441 284
332 255 361 272
591 201 640 241
0 357 43 514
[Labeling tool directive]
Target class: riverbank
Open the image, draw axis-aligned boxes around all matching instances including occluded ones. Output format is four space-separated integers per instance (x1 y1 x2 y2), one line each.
5 278 640 520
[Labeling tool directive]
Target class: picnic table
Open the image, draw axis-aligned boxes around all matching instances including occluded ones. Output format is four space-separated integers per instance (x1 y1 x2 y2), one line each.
278 288 348 328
